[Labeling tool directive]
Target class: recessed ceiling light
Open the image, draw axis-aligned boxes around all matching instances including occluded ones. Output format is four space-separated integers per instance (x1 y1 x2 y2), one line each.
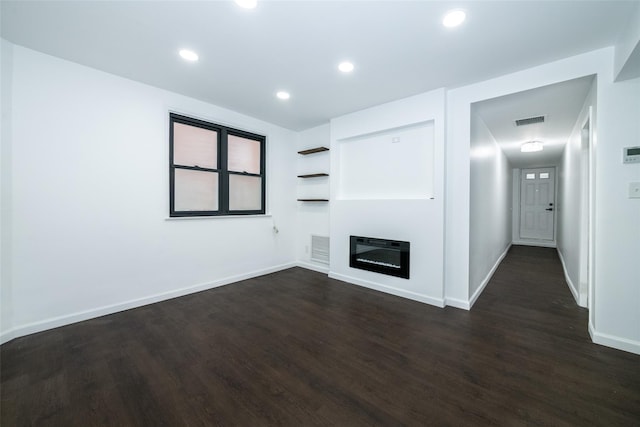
276 91 290 100
179 49 199 62
521 141 544 153
443 10 466 28
235 0 257 9
338 61 355 73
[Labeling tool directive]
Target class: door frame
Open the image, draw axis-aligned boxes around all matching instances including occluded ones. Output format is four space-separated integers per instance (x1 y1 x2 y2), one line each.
581 106 594 311
511 166 559 248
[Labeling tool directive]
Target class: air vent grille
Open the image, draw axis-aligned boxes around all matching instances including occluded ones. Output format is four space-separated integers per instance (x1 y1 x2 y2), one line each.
514 115 545 126
310 235 329 265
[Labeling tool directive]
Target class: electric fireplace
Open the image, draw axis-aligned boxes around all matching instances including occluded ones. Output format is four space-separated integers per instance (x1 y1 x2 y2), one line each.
350 236 410 279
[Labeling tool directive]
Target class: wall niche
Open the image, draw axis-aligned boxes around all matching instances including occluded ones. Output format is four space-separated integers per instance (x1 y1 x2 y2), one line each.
336 121 434 200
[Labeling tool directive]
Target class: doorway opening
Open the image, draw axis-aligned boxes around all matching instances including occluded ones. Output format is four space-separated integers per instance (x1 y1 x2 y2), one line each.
468 75 596 313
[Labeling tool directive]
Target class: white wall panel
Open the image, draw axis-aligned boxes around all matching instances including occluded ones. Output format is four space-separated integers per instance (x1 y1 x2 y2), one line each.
468 112 512 300
2 43 297 340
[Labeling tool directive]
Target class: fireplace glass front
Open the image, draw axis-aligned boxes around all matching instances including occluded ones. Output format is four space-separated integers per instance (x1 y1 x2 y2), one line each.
350 236 410 279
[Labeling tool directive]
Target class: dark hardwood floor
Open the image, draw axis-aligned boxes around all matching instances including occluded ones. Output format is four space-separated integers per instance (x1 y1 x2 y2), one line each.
1 245 639 426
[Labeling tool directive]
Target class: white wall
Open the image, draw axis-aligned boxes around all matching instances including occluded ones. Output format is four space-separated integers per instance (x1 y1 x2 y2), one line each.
593 73 640 352
296 123 330 272
557 79 596 307
329 89 445 306
614 1 640 81
1 39 14 335
446 47 640 354
468 111 512 305
1 42 298 343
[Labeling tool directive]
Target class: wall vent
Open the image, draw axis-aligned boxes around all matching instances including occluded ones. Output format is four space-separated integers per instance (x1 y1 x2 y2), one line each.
310 235 330 265
514 115 545 126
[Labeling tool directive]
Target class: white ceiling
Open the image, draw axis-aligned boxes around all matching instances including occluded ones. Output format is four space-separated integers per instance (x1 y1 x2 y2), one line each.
472 75 595 168
1 1 636 131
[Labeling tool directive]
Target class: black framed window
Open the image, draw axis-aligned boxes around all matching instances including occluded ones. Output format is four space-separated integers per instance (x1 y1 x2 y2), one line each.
169 113 266 217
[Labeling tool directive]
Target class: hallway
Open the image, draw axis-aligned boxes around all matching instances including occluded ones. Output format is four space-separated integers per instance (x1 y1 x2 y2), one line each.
475 245 588 334
468 244 640 424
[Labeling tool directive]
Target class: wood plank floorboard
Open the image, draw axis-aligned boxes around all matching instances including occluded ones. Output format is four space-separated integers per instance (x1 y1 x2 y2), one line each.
1 245 639 426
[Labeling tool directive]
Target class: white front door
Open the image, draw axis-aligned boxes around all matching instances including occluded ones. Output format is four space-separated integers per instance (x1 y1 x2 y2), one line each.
520 167 555 241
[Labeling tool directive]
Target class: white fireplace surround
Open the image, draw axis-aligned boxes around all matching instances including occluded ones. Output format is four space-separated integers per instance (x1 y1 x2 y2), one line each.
329 90 446 307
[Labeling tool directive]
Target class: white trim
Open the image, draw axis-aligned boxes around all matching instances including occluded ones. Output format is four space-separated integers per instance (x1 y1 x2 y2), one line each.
0 262 296 345
586 104 596 321
512 239 556 248
579 108 592 311
297 261 330 274
556 248 584 307
0 329 17 346
589 321 640 355
328 272 445 308
444 297 470 310
469 244 511 309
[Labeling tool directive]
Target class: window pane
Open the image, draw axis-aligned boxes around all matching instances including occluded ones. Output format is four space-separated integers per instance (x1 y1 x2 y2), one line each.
228 134 261 174
174 169 218 211
173 123 217 169
229 175 262 211
526 173 535 180
539 172 550 179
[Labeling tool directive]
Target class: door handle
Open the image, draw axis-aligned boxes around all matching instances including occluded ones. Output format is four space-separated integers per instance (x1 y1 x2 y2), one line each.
545 208 553 211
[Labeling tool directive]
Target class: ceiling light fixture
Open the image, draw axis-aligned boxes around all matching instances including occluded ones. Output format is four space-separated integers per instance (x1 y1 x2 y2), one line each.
276 91 290 100
521 141 544 153
338 61 355 73
443 10 466 28
235 0 257 9
179 49 199 62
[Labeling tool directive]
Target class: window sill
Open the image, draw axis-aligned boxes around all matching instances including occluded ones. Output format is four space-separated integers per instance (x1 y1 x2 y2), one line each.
165 214 272 221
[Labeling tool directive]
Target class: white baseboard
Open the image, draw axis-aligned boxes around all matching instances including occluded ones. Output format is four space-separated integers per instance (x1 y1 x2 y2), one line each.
444 297 470 310
468 244 511 309
0 262 297 345
556 248 584 307
0 328 17 345
328 272 445 308
512 239 556 248
296 261 329 274
589 321 640 355
445 244 511 311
